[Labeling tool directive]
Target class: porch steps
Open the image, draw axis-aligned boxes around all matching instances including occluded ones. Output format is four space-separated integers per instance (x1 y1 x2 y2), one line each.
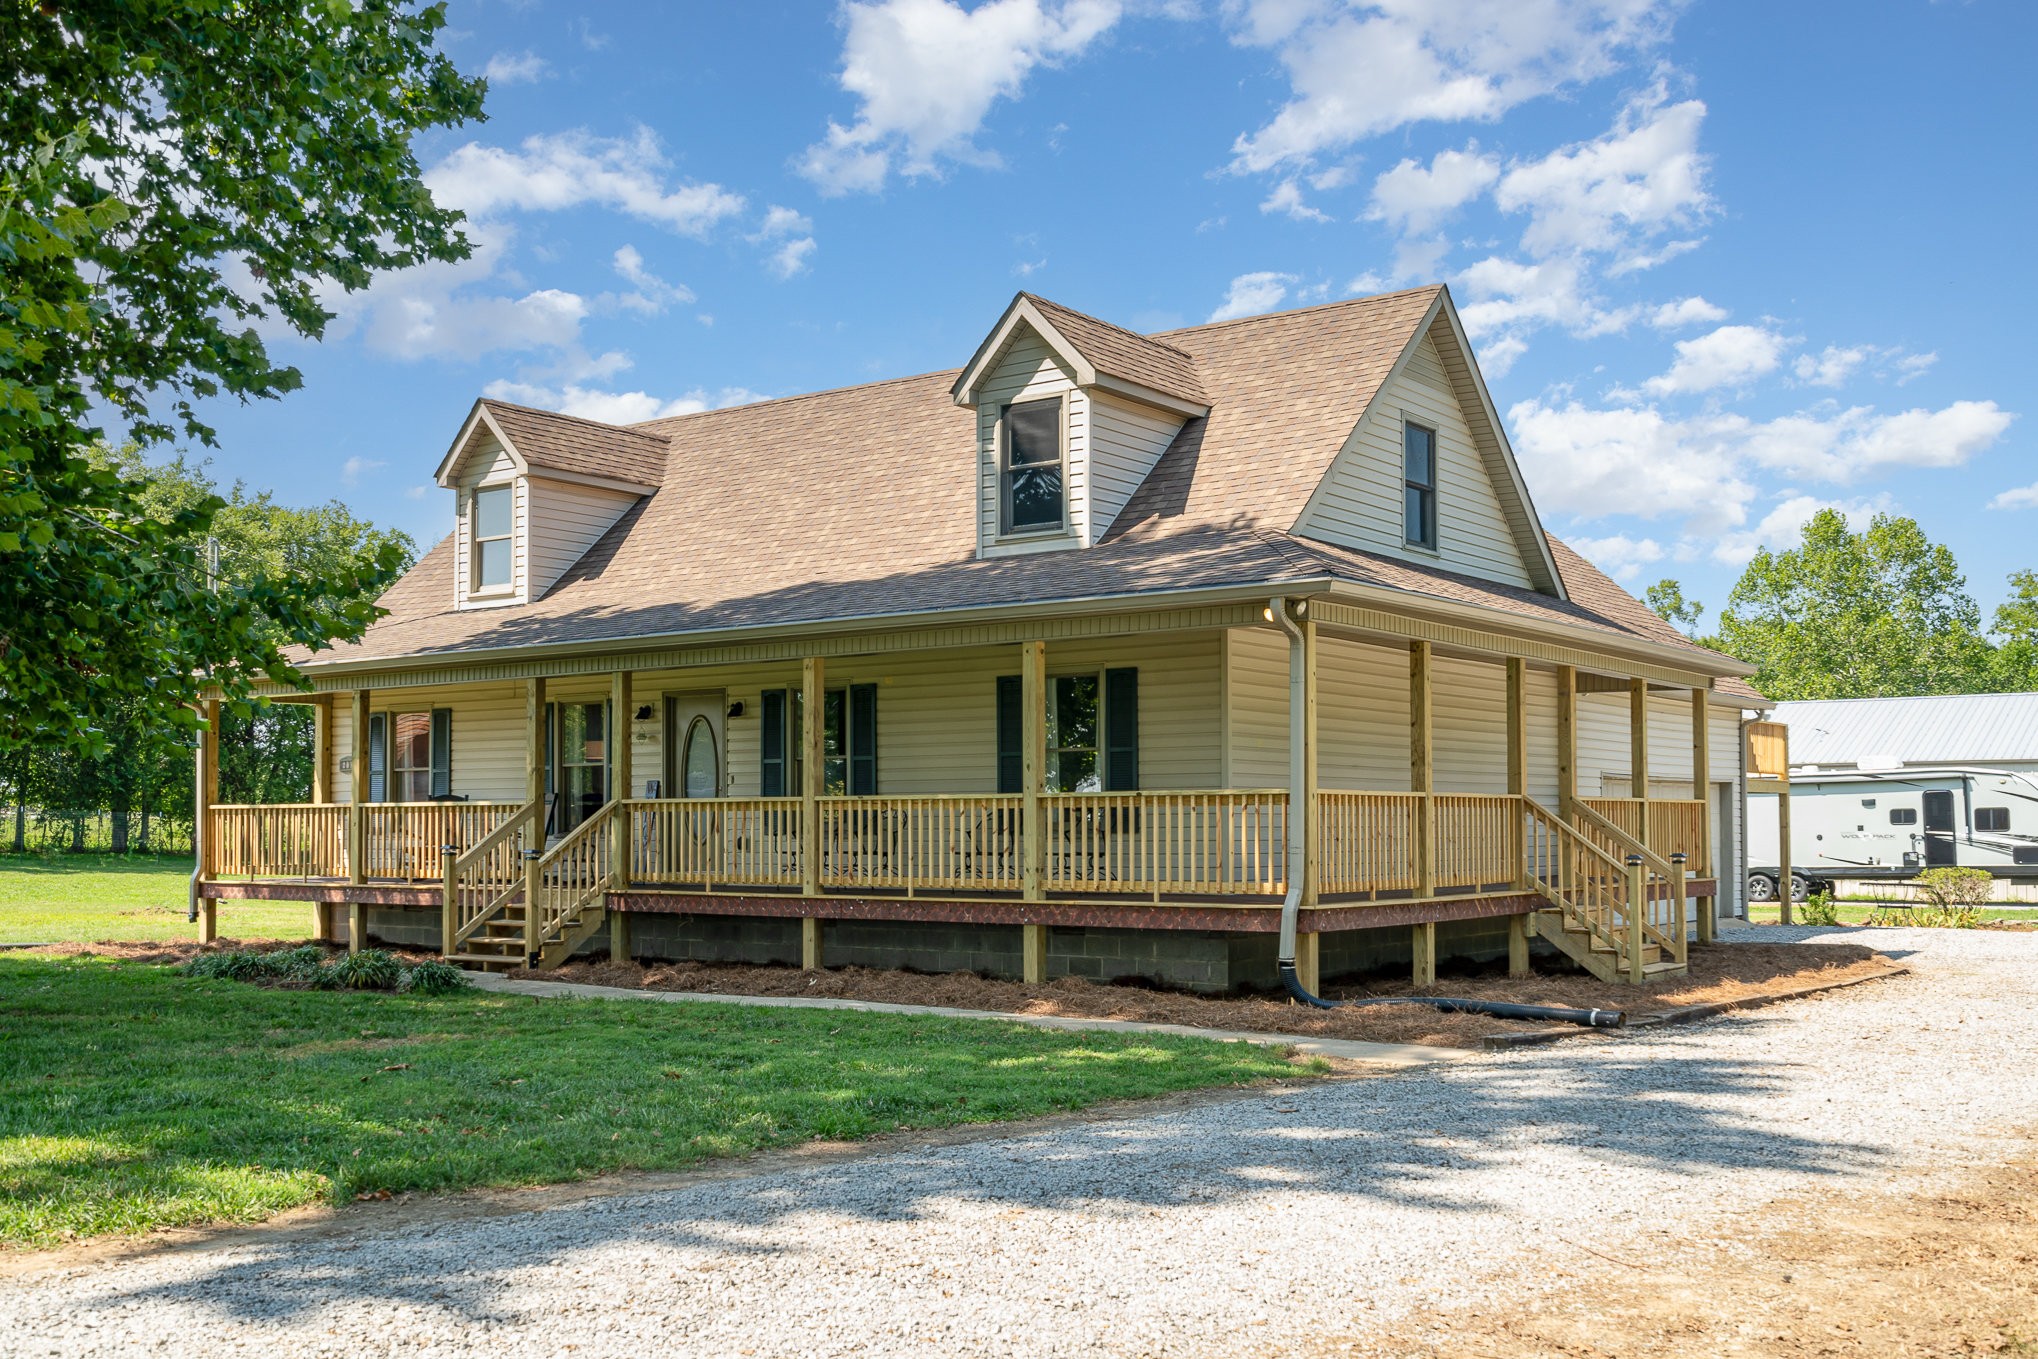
443 899 609 973
1529 909 1686 984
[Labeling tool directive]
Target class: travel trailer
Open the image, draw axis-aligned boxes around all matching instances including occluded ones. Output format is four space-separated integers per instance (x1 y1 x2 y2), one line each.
1748 766 2038 901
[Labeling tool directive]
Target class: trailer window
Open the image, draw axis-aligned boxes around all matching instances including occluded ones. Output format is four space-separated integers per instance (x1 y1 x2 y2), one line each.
1976 807 2010 832
1888 808 1917 825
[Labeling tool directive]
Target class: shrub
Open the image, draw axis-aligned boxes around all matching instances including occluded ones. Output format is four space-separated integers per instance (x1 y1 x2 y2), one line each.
1797 891 1841 926
399 960 470 995
181 950 270 982
324 949 403 991
259 945 331 981
1910 867 1992 928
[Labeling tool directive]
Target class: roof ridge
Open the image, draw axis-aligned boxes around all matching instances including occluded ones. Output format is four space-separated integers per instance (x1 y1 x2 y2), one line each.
1152 284 1444 341
479 397 671 442
1019 291 1199 363
627 367 961 431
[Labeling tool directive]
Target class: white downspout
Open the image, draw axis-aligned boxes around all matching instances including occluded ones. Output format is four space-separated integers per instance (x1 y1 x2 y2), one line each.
1268 597 1307 969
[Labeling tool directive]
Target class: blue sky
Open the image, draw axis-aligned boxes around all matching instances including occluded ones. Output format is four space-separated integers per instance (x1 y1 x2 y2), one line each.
187 0 2034 626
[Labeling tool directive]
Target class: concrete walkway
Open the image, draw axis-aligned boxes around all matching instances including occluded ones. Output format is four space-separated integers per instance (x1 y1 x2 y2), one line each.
467 971 1472 1068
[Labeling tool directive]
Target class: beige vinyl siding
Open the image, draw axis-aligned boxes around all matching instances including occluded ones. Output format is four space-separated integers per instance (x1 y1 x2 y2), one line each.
329 683 531 804
524 476 641 600
1087 392 1184 543
1293 331 1534 588
454 437 526 609
975 326 1085 558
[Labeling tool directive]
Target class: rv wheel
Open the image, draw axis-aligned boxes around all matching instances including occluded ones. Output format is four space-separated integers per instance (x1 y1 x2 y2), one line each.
1789 873 1813 902
1747 872 1777 903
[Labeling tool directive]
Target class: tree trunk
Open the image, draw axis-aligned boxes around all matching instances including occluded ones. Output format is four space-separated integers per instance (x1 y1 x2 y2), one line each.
138 802 151 852
110 800 130 854
69 815 85 853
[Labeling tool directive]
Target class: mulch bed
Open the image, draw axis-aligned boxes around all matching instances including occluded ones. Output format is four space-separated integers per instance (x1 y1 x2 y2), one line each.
514 939 1902 1049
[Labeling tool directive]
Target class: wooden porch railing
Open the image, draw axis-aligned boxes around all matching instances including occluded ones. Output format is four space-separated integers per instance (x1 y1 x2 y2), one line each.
1522 796 1648 978
361 802 526 881
626 798 804 890
816 795 1024 893
1041 790 1288 898
527 801 614 957
1435 794 1521 889
444 798 542 955
1570 799 1684 965
211 804 350 879
1580 796 1710 875
1318 791 1421 894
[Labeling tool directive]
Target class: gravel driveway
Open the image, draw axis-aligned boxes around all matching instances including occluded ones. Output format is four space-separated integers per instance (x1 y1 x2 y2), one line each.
11 925 2038 1358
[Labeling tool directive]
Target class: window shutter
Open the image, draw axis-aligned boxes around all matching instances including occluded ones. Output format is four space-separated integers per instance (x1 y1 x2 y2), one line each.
367 713 387 804
1104 668 1139 791
760 689 787 796
429 708 453 799
995 675 1022 794
849 684 878 796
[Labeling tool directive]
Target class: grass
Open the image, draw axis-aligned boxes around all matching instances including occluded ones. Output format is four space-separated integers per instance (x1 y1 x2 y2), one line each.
1744 901 2038 926
0 953 1317 1249
0 854 309 944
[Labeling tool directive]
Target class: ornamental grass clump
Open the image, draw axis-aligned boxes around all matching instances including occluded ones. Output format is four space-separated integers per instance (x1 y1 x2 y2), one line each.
398 960 471 995
323 949 403 991
182 945 471 994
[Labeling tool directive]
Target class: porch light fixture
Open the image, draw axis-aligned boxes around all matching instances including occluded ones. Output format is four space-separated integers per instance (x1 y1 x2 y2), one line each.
727 701 745 718
634 704 653 721
1262 606 1275 622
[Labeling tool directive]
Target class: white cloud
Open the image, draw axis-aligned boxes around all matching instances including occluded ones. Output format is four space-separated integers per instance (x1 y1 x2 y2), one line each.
370 286 590 362
758 205 814 238
1648 295 1725 329
1366 146 1499 234
1227 0 1675 172
340 456 386 486
1988 482 2038 511
1709 494 1890 567
1455 255 1595 337
1894 352 1938 384
1208 270 1296 322
1494 89 1711 260
799 0 1124 195
482 51 550 85
1792 343 1873 388
611 245 696 313
481 380 772 425
427 128 746 237
1567 532 1663 580
1642 323 1789 396
1510 394 2017 543
769 236 819 279
1261 179 1330 222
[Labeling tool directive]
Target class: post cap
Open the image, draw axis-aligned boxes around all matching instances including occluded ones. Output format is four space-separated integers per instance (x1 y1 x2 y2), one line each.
521 848 542 860
1670 851 1687 864
1625 853 1644 866
442 844 459 855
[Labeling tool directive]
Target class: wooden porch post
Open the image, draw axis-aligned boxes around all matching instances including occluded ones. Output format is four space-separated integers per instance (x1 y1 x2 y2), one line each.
800 656 824 901
1410 641 1436 988
1409 641 1434 899
1556 665 1577 816
525 677 547 808
1506 656 1531 979
194 700 219 943
1692 686 1716 943
311 695 333 804
1020 639 1048 982
1629 677 1651 849
610 670 633 885
348 688 370 887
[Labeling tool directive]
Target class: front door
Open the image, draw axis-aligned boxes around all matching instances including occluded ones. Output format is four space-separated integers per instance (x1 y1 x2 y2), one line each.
665 694 726 799
1922 789 1958 866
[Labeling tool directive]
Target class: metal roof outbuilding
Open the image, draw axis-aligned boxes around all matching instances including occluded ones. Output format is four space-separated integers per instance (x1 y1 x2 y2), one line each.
1773 693 2038 769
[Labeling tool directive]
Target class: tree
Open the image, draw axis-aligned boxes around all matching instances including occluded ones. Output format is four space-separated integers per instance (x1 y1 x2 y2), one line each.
1989 569 2038 692
1644 580 1704 635
1714 511 1995 700
1 3 482 759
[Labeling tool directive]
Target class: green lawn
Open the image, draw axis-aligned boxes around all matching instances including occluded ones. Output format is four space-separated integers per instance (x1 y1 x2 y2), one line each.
0 854 310 944
0 953 1316 1248
1744 901 2038 926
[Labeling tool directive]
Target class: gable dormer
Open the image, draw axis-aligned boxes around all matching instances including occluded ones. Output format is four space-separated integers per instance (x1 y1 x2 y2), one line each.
1289 291 1564 596
435 400 666 610
952 294 1210 558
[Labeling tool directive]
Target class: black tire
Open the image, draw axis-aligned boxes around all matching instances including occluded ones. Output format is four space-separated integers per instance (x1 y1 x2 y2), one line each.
1748 872 1777 903
1789 872 1813 901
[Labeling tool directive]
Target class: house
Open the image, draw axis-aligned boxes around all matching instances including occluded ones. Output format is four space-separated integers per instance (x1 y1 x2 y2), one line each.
195 285 1770 990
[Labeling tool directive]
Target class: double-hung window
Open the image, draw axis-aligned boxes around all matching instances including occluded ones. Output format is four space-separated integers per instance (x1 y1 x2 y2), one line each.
472 485 513 589
365 709 453 803
759 685 879 796
996 669 1138 793
1001 397 1065 534
1403 421 1437 550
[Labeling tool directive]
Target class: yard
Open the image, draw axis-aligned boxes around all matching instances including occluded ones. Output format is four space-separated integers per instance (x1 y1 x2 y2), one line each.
0 855 308 944
0 951 1315 1249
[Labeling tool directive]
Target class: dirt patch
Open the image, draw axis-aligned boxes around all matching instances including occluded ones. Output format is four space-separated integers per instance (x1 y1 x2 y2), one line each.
1352 1149 2038 1357
513 939 1899 1049
20 938 307 965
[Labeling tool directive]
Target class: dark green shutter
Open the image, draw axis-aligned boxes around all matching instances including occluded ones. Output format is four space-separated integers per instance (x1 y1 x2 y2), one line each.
760 689 787 796
995 675 1022 793
367 713 387 803
849 684 878 796
1104 668 1139 791
429 708 453 799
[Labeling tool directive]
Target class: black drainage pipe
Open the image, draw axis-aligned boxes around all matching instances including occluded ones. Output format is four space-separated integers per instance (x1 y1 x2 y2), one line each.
1280 962 1623 1029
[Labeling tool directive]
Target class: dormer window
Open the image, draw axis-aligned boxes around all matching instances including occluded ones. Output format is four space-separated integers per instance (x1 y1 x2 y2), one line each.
1002 397 1065 534
472 485 513 589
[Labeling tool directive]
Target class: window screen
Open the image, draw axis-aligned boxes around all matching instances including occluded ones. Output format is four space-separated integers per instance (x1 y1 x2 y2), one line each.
1976 806 2010 832
1003 398 1063 532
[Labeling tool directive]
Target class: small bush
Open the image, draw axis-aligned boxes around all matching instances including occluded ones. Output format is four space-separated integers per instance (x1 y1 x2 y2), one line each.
324 949 403 991
399 960 471 995
259 945 331 981
182 950 271 982
1909 867 1992 927
1798 891 1841 926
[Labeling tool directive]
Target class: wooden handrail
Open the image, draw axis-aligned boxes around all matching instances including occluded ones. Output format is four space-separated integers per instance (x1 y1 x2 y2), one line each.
451 797 542 875
1571 799 1674 877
